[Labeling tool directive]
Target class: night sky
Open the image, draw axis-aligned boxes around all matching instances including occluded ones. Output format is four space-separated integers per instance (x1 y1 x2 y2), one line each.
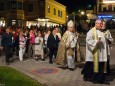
56 0 96 13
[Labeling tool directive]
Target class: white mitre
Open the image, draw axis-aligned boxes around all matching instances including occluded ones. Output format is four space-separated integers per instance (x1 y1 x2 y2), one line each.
67 20 74 27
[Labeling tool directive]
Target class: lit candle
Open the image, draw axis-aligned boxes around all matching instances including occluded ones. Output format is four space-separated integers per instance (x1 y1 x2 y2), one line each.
12 37 14 42
98 36 102 40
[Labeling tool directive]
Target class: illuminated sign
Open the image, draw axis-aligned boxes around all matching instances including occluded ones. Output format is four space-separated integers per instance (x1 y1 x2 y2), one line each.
98 15 112 18
103 0 115 3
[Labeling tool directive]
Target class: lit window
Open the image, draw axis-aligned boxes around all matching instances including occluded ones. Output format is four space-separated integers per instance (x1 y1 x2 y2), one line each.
48 6 50 13
12 20 16 25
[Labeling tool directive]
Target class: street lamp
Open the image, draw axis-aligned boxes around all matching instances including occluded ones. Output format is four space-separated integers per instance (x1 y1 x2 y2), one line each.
66 15 68 18
81 11 85 15
66 15 68 22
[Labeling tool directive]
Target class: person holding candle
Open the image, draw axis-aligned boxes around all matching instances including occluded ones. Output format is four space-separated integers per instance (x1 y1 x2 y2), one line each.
81 19 110 84
19 31 26 61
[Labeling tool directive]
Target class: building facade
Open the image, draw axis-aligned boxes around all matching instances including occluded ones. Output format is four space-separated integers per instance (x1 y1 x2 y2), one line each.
0 0 24 27
97 0 115 19
26 0 66 27
0 0 66 27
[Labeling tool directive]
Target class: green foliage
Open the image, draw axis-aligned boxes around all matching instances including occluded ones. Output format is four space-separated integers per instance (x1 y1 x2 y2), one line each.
0 66 43 86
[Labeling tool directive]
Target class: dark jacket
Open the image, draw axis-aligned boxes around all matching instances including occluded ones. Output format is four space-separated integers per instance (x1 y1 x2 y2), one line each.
14 35 19 47
1 32 14 47
25 33 30 45
47 34 60 49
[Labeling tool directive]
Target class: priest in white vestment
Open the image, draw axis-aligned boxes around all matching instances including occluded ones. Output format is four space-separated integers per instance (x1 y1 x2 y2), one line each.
101 21 113 75
82 19 110 84
56 20 80 71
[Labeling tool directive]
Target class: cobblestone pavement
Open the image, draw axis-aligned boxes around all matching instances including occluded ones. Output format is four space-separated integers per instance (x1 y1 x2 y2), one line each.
0 46 115 86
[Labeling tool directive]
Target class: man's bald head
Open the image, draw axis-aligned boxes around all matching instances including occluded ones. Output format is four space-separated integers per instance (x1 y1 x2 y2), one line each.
95 19 102 24
95 19 102 30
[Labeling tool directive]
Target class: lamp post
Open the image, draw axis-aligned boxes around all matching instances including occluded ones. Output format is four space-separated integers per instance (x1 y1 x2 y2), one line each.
81 11 85 15
80 11 86 22
66 15 68 22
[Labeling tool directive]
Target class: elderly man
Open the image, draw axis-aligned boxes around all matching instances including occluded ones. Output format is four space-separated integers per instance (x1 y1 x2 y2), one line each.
81 19 110 84
1 28 14 65
101 21 113 75
55 27 61 40
56 20 82 71
47 29 60 64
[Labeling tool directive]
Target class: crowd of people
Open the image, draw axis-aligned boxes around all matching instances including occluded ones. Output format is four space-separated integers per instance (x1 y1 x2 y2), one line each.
0 19 113 84
0 26 61 63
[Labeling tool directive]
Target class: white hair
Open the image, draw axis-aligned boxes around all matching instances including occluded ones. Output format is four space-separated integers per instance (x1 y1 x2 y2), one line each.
95 19 102 24
67 20 74 27
102 21 106 24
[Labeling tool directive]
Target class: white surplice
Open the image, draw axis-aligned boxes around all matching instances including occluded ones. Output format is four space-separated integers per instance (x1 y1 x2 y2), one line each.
105 30 113 56
86 28 107 62
66 31 77 69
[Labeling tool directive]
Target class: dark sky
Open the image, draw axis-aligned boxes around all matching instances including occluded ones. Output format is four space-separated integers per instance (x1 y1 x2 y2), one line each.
56 0 96 13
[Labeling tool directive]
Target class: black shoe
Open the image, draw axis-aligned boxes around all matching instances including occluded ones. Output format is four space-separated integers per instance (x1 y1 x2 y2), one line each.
83 77 88 81
68 68 75 71
41 59 45 61
101 81 110 85
35 58 39 61
92 81 99 84
49 61 53 64
58 67 67 70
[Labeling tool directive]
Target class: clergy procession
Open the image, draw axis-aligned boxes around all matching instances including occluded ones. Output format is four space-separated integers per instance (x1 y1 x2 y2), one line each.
0 19 114 85
81 19 113 84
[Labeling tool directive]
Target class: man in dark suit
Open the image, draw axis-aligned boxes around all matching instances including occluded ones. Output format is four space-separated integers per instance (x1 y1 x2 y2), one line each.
14 28 21 56
1 28 14 65
47 29 60 64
